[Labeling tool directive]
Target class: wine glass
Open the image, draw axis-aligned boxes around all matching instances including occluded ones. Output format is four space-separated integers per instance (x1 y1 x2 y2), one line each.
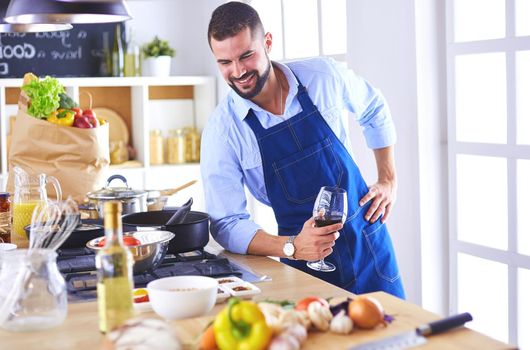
306 186 347 272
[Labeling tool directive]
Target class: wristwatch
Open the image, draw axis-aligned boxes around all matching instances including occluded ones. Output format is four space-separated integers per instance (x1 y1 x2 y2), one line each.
282 235 297 260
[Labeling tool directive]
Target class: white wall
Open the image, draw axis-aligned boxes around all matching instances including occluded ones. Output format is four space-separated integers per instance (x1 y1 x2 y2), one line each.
347 0 422 306
126 0 223 77
346 0 448 313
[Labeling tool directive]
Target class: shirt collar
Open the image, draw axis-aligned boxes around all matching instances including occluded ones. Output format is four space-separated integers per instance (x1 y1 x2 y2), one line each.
230 61 299 121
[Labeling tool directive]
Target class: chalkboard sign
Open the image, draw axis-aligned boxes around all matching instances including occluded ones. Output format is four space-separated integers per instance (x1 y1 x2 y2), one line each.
0 23 122 78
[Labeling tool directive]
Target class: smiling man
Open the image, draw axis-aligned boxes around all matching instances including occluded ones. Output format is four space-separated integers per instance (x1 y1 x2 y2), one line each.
201 1 405 298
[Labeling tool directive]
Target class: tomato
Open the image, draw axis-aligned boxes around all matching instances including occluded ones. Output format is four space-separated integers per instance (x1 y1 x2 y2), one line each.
295 296 329 311
124 236 142 246
133 288 149 303
97 236 142 247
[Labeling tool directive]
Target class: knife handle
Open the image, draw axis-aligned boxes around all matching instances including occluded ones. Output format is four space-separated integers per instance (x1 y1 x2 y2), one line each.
417 312 473 336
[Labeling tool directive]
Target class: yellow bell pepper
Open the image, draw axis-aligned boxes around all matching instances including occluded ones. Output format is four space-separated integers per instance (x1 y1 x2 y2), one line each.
214 298 272 350
47 108 75 127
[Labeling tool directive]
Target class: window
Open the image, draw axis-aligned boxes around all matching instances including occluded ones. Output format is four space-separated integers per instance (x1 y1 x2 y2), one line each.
447 0 530 346
249 0 346 61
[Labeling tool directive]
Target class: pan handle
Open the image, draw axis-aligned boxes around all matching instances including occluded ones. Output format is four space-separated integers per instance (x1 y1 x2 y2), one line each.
417 312 473 336
161 180 197 196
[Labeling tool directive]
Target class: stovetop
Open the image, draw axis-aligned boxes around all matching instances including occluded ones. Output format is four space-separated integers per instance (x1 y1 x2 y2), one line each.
57 247 265 302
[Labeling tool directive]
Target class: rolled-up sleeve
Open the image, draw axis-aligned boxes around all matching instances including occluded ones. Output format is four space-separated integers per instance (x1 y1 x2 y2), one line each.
200 123 261 254
331 59 397 149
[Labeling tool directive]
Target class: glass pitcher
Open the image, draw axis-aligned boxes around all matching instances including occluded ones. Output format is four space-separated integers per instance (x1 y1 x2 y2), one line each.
11 167 62 248
0 249 67 332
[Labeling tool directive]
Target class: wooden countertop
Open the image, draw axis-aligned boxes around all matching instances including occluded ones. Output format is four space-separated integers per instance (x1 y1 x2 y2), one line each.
0 248 516 349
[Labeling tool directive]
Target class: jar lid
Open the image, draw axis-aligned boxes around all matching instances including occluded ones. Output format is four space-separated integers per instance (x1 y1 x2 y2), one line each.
0 192 10 198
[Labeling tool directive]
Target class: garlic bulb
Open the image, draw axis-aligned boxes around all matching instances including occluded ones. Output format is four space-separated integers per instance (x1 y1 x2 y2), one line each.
307 301 333 331
330 310 354 334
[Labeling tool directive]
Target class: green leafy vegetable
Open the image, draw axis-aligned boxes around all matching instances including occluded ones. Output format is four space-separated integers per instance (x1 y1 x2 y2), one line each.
59 92 78 109
260 298 295 309
21 76 65 119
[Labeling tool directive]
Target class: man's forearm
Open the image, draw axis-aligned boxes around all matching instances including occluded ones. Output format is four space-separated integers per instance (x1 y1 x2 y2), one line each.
247 229 290 257
373 145 396 185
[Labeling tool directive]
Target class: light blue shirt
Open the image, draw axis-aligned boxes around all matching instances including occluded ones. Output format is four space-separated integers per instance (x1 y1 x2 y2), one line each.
200 57 396 254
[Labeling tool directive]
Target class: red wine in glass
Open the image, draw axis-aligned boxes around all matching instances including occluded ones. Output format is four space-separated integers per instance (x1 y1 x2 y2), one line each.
307 186 347 273
314 215 344 227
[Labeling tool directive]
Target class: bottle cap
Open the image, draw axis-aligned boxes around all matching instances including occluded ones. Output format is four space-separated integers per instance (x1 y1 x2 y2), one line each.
0 192 10 198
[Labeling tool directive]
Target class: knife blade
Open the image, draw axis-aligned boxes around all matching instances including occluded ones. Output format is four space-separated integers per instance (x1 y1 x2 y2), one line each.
348 312 473 350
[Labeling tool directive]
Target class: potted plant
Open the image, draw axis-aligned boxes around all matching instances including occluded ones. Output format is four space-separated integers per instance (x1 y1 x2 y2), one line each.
141 36 176 77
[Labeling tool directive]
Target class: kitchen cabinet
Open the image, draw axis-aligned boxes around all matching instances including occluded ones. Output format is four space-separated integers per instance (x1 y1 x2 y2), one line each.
0 76 216 210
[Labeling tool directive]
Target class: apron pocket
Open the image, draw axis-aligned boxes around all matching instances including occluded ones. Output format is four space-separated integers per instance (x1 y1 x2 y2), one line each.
362 221 400 282
272 138 343 204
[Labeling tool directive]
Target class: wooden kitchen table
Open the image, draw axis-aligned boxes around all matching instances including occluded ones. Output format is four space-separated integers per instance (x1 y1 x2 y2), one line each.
0 248 516 349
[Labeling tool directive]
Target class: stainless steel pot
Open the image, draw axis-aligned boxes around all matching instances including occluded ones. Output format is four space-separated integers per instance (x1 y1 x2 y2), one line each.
87 175 148 217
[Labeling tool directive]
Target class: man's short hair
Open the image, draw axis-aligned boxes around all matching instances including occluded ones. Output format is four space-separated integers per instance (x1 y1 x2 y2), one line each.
207 1 264 47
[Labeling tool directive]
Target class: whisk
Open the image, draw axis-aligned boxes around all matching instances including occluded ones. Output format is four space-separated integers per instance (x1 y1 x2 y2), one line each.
0 197 79 326
28 197 80 251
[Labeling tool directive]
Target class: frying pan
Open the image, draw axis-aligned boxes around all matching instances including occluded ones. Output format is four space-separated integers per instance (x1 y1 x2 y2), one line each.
121 210 209 254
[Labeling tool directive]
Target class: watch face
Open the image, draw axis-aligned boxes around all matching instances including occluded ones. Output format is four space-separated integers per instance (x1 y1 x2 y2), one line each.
283 243 295 257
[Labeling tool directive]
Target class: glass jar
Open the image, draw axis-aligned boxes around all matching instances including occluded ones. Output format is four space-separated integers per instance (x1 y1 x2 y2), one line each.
150 129 164 165
0 249 67 332
185 127 201 162
166 129 187 164
0 192 10 243
110 140 129 165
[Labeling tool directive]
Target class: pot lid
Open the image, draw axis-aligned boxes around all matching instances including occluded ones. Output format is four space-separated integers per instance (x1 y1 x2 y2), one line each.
88 174 147 200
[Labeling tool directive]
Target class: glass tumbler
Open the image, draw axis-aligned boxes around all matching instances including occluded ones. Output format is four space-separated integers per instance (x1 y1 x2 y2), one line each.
0 249 67 332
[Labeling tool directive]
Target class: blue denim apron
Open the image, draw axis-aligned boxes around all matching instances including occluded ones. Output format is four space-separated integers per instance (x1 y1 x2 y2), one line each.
244 77 405 298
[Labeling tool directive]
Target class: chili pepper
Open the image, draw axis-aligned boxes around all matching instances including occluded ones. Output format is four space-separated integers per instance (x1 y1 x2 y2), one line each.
214 298 272 350
47 108 75 127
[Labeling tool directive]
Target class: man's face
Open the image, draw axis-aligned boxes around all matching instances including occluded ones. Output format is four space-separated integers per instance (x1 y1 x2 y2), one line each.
210 27 272 99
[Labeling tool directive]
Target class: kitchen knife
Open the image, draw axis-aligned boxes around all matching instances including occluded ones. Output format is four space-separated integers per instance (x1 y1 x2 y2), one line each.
348 312 473 350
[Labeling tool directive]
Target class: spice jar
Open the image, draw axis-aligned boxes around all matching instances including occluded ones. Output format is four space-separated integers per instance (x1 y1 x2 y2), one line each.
167 129 186 164
0 193 10 243
185 127 201 162
150 129 164 165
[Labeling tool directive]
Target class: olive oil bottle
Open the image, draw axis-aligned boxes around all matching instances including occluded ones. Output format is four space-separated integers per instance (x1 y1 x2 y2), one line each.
96 201 134 333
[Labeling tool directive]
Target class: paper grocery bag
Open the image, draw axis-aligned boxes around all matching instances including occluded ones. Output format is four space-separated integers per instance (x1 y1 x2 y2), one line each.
7 93 110 203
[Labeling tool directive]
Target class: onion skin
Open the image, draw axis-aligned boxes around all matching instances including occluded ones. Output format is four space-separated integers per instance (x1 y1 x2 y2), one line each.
347 296 385 329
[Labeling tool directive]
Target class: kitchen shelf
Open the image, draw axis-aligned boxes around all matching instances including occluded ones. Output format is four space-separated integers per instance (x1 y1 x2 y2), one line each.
0 76 216 211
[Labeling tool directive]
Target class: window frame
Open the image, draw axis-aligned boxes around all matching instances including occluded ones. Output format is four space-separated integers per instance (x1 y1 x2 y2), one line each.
446 0 530 345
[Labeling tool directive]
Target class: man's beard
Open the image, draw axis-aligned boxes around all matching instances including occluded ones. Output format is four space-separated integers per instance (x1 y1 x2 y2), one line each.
229 62 271 99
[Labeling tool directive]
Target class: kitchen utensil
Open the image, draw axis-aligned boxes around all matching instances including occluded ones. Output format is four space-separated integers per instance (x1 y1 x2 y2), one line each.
165 197 193 225
122 210 209 254
348 312 473 350
25 221 104 249
159 180 198 197
28 198 80 252
86 230 175 274
146 180 198 211
147 276 217 320
87 174 148 217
